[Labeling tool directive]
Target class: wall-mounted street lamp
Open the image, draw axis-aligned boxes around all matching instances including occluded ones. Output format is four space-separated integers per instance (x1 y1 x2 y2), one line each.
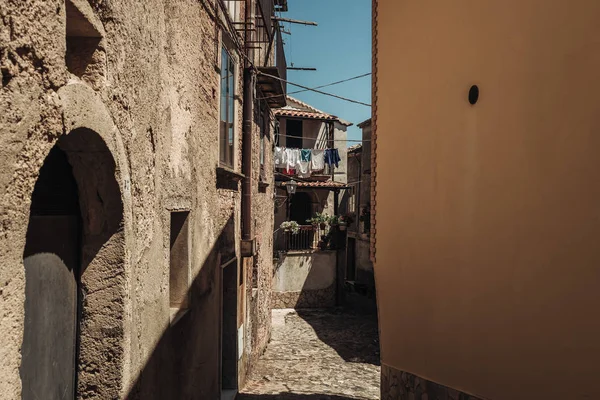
286 180 298 195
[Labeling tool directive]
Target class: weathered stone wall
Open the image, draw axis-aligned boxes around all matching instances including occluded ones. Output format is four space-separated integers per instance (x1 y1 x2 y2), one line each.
381 365 482 400
241 97 276 382
0 0 274 398
271 285 335 309
272 251 337 309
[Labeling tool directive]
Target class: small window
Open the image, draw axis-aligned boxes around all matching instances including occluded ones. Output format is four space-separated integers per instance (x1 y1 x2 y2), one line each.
223 0 241 23
170 211 190 312
362 206 371 235
65 0 103 83
348 185 356 214
259 110 267 167
220 47 236 168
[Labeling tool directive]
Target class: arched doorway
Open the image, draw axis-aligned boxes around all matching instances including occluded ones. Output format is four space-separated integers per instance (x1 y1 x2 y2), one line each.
21 145 81 399
21 128 125 400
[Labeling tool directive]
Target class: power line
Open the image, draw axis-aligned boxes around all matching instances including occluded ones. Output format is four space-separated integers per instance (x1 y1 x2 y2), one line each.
259 72 372 100
258 72 372 101
257 71 372 107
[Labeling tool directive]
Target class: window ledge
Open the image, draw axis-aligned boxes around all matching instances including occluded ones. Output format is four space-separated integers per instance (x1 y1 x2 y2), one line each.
217 166 245 181
217 166 245 190
258 180 270 188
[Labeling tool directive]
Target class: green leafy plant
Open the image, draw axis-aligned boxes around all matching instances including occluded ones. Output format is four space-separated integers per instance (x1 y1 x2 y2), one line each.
328 215 340 226
280 220 300 234
307 212 329 227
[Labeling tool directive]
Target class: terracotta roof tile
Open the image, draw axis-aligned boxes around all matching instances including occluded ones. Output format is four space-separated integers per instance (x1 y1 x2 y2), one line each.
274 108 338 121
274 96 352 126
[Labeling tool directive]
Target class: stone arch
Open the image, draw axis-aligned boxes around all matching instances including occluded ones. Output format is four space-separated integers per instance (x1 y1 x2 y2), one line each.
60 127 126 399
21 124 128 399
22 81 132 398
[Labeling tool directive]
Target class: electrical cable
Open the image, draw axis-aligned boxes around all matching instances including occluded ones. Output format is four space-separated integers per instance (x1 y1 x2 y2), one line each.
258 73 372 101
257 71 372 107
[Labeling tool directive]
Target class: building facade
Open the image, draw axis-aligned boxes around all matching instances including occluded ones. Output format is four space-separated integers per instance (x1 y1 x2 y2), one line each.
345 119 375 304
272 97 351 308
0 0 287 399
375 1 600 399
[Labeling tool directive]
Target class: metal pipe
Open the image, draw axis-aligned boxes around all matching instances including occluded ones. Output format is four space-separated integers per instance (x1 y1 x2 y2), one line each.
242 0 255 242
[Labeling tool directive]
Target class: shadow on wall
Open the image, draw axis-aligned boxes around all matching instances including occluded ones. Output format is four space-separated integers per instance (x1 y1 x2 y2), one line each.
295 307 380 367
126 215 237 400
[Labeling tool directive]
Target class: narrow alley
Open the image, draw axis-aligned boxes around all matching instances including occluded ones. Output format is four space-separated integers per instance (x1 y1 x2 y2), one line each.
239 308 381 400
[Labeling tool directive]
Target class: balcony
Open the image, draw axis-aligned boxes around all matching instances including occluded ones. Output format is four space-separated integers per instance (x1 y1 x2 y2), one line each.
281 225 322 251
255 0 287 108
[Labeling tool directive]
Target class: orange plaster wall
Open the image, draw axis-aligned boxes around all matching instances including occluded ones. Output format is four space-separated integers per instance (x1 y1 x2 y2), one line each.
375 1 600 398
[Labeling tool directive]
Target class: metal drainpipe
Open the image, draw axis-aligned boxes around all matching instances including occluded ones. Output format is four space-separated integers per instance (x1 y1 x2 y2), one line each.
242 0 254 243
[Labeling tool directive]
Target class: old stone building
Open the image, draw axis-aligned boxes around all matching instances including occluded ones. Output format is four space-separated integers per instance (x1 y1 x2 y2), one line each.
271 97 351 309
345 118 375 307
0 0 287 399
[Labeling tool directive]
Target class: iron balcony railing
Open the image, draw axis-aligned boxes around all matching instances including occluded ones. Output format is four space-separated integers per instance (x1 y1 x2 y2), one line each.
259 0 274 36
275 20 286 93
281 225 324 251
254 0 286 94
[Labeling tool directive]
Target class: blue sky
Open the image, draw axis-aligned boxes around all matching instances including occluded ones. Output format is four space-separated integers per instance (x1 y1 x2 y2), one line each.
281 0 372 142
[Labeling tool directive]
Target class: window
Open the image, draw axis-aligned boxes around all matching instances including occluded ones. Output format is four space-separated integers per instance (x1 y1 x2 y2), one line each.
220 47 235 168
170 211 190 312
224 0 241 23
260 110 267 167
285 119 303 148
348 185 356 214
362 206 371 235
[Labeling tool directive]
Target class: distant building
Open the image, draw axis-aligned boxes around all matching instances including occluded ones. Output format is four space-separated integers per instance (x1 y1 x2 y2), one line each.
272 97 352 308
345 118 375 304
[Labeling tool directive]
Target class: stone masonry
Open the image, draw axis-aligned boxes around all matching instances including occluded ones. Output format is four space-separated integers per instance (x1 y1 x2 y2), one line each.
0 0 276 398
381 365 483 400
240 308 381 400
271 285 336 309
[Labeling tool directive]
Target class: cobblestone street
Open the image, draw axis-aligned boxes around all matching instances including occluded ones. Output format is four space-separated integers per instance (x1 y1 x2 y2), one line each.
238 308 381 400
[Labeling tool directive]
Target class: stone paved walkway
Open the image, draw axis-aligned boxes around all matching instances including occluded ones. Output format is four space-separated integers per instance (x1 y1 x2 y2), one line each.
238 308 381 400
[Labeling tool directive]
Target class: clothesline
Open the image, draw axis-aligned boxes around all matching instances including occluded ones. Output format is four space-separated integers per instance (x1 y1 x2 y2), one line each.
275 147 341 179
276 132 371 143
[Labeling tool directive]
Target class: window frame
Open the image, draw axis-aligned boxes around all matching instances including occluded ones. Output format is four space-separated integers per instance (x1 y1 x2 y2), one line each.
219 45 236 168
259 108 267 168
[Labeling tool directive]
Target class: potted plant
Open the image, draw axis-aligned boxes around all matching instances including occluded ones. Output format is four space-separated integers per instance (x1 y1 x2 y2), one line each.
338 215 349 231
280 220 300 234
329 215 340 227
308 212 329 230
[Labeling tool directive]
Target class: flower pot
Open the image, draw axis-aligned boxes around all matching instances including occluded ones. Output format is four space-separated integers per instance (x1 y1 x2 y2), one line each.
339 225 347 231
319 223 326 230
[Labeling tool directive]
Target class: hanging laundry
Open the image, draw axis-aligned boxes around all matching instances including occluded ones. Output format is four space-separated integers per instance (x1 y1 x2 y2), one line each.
325 148 341 168
285 148 300 173
297 161 311 178
310 149 325 171
274 147 287 168
300 149 312 162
